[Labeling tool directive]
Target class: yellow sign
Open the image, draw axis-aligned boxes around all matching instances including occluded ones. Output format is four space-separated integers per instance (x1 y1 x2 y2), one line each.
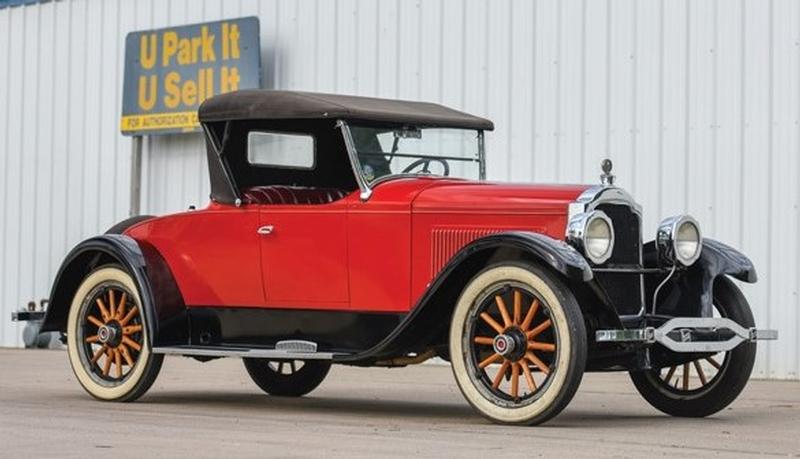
121 17 260 135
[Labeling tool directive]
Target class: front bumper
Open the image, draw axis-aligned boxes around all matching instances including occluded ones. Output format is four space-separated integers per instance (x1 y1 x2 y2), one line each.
596 317 778 353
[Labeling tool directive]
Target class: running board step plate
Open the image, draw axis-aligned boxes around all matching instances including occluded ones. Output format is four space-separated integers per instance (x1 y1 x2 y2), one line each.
152 344 345 360
596 317 778 353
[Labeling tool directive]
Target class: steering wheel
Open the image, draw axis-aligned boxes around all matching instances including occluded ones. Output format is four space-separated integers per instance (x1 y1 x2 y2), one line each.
401 158 450 176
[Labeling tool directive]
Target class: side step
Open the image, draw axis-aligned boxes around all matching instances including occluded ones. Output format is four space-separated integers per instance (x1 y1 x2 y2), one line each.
152 342 346 360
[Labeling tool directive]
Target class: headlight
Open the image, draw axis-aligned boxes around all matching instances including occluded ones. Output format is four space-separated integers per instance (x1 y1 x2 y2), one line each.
656 215 702 266
567 210 615 264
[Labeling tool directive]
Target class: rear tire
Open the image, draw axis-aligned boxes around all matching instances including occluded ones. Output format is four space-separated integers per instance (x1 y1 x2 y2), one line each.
449 262 587 425
629 276 756 417
243 359 331 397
66 265 163 401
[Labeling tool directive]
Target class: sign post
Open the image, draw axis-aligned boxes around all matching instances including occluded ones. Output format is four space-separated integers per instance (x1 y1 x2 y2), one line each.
120 17 261 214
129 136 143 216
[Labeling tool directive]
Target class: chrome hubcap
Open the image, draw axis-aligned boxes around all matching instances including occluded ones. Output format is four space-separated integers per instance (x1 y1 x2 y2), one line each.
97 324 120 346
493 334 515 357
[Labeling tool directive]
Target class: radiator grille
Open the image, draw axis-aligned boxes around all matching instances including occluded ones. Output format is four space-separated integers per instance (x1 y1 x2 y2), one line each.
593 203 644 315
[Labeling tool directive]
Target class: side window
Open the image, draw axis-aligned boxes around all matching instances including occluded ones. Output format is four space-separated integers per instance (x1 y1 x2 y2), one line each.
247 131 315 169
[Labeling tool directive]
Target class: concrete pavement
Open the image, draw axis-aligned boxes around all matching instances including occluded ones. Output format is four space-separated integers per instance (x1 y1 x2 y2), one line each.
0 348 798 458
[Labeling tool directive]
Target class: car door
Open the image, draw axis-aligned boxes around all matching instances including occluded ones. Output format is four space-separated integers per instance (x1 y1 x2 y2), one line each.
258 202 350 308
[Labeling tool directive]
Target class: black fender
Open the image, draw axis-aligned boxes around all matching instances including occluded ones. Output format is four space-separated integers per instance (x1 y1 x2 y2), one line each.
692 239 757 317
40 235 188 347
699 239 757 283
336 231 592 363
644 238 757 318
105 215 155 235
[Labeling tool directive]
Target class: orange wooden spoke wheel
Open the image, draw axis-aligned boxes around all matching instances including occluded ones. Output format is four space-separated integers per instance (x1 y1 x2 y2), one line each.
468 284 558 404
80 284 144 383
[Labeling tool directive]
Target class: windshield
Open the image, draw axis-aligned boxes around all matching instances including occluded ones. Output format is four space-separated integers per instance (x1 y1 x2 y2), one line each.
348 125 483 184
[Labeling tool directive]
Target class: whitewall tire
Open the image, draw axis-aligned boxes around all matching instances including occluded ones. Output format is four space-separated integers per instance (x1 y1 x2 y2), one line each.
449 262 587 425
66 265 163 401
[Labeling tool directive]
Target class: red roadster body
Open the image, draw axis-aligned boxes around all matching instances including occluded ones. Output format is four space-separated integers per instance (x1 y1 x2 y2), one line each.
124 181 586 313
38 90 776 425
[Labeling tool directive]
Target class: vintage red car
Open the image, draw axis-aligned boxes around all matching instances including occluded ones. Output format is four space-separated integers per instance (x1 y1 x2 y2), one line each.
39 90 776 425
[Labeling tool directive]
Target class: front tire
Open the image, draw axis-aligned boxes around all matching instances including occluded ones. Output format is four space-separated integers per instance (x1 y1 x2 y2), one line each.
629 276 756 417
66 265 163 401
243 359 331 397
449 262 587 425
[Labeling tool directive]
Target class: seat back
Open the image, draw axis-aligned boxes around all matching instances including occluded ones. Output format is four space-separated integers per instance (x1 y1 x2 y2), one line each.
241 185 348 205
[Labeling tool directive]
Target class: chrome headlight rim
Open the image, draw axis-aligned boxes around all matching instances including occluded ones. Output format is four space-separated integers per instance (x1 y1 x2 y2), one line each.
656 215 703 266
566 210 615 264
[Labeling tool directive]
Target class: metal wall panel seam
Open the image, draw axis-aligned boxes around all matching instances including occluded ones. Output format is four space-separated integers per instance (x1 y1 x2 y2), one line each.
629 0 637 196
604 0 611 159
765 0 774 376
737 0 746 251
682 0 691 213
656 0 665 220
797 0 800 378
711 0 719 236
13 4 28 345
93 0 103 232
29 4 40 298
112 0 121 221
0 7 10 345
529 0 537 180
76 0 87 240
46 1 58 275
579 0 587 180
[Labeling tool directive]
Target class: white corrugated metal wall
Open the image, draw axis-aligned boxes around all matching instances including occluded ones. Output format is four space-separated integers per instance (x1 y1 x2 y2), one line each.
0 0 797 379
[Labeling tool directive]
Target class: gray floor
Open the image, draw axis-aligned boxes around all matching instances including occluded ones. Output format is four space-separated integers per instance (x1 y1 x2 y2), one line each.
0 348 798 458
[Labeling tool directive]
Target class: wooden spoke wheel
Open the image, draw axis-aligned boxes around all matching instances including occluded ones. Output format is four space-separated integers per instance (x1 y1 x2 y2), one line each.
243 358 331 397
654 353 728 393
67 266 162 401
450 262 587 425
469 284 558 403
629 276 756 417
80 284 144 382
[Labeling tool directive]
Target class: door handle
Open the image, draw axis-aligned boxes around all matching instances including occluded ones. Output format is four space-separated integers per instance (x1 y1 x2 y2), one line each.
257 225 274 235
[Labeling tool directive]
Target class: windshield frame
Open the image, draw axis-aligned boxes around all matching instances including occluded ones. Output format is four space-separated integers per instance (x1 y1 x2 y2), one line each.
337 120 486 201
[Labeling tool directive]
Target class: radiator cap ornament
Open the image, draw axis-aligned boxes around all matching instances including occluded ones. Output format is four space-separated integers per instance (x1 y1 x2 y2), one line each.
600 159 615 186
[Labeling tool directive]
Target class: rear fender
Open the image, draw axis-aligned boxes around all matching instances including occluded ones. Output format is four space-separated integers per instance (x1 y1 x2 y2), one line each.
41 235 188 346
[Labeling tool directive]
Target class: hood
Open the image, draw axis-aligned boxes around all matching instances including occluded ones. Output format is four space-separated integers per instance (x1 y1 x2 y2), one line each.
412 181 591 214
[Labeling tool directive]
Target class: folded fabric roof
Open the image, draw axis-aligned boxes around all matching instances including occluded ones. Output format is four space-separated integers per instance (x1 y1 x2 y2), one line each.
198 89 494 130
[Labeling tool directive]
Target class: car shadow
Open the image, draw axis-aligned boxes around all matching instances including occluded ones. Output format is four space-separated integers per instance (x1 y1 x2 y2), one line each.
134 390 747 428
141 390 480 422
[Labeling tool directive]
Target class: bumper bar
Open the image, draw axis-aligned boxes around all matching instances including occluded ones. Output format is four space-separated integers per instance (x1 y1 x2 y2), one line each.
11 311 46 322
596 317 778 353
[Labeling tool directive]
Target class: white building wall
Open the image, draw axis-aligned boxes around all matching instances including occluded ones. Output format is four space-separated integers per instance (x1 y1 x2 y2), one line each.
0 0 797 379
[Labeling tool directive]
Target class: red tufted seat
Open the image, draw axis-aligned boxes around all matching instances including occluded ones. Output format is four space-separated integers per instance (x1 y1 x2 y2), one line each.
241 185 349 205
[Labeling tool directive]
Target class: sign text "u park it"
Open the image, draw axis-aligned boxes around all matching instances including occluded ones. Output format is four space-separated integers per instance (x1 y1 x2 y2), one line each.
121 17 261 135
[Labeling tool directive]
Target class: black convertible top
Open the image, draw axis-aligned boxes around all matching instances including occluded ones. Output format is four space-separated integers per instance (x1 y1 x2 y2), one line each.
198 90 494 130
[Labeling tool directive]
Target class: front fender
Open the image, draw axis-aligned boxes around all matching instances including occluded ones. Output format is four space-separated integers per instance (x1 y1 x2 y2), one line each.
699 239 757 283
336 231 591 363
691 239 757 317
463 231 594 282
41 235 187 346
645 238 757 318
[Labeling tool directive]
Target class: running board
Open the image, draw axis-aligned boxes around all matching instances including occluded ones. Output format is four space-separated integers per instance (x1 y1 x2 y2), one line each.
596 317 778 353
152 344 346 360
